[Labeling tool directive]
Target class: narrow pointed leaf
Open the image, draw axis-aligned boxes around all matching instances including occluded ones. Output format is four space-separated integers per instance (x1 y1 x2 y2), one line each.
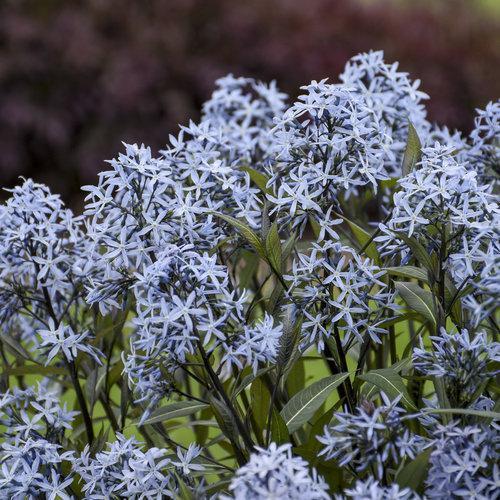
140 401 209 426
213 213 265 258
281 373 349 433
385 266 429 282
402 122 422 176
395 282 436 326
358 368 417 410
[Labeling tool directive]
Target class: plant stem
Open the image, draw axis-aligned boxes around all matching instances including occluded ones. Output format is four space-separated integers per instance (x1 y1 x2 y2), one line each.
65 356 94 444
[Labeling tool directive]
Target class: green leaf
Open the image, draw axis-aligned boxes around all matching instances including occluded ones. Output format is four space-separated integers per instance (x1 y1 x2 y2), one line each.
395 282 436 327
358 368 417 410
393 232 436 279
232 366 274 400
282 232 297 261
265 222 282 273
240 166 272 195
281 373 349 433
0 333 34 362
402 122 422 176
209 395 242 453
276 314 301 380
4 365 66 376
396 448 432 492
213 213 266 258
306 407 336 466
270 409 289 444
420 407 500 420
385 266 429 282
238 251 260 291
444 273 463 326
250 377 271 437
285 357 306 397
338 214 380 263
139 401 209 426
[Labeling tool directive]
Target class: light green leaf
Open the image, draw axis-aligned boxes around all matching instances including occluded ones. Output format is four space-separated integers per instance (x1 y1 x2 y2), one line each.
232 366 274 400
281 373 349 433
139 401 209 426
395 282 436 326
358 368 417 410
402 122 422 176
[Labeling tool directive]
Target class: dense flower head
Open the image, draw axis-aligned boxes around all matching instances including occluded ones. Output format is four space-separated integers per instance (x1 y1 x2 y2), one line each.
268 80 395 236
377 143 499 323
74 435 204 499
225 443 329 499
0 384 77 498
425 422 500 499
82 142 225 312
339 50 429 176
287 242 397 350
124 242 252 409
0 179 89 323
318 394 423 479
413 328 499 407
339 477 420 500
201 74 288 164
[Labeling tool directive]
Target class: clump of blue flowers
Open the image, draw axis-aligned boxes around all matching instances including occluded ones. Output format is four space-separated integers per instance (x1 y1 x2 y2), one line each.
0 50 498 498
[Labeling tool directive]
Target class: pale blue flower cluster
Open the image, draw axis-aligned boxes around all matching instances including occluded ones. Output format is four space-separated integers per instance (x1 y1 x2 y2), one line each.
0 49 498 499
224 443 329 499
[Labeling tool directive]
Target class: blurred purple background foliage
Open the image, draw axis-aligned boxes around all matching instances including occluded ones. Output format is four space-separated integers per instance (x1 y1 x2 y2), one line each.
1 0 499 204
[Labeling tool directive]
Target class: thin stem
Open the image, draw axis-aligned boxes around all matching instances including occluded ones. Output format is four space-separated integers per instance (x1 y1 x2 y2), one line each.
65 356 94 444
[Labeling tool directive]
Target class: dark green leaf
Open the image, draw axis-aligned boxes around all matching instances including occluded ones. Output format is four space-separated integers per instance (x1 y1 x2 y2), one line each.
139 401 209 426
358 368 417 410
265 222 282 273
240 166 272 195
213 213 266 258
396 448 432 492
385 266 429 282
281 373 349 433
395 282 436 327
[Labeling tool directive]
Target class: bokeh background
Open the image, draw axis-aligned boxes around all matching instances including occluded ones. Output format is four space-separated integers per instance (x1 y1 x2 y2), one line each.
1 0 499 205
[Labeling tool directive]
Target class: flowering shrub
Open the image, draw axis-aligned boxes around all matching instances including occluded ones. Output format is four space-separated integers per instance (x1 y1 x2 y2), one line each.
0 51 499 498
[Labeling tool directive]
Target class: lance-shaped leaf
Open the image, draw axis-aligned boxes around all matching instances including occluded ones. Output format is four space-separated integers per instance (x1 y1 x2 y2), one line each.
358 368 417 410
396 448 432 492
265 222 282 273
213 213 266 258
280 373 349 433
240 166 272 195
139 400 209 426
402 122 422 176
395 282 436 327
393 232 436 279
385 266 429 282
338 214 380 263
270 409 290 445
